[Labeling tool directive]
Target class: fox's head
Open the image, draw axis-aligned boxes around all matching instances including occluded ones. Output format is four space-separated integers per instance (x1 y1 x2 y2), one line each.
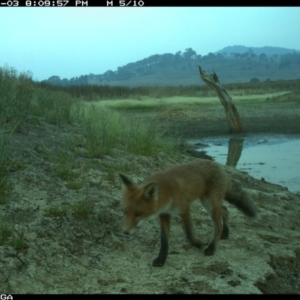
119 173 158 234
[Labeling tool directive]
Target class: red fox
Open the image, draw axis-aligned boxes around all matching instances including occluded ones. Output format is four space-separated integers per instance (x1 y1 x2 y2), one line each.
119 160 257 267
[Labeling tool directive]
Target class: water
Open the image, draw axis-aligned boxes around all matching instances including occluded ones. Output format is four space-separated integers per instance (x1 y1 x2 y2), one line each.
189 134 300 195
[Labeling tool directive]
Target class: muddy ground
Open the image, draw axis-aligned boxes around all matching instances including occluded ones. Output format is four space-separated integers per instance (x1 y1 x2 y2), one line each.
0 100 300 294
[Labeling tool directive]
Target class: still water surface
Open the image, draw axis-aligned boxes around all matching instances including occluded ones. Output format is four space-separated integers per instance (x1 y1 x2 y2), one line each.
190 134 300 195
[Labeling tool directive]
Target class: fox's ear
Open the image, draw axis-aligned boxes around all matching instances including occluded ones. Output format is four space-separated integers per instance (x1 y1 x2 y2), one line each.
119 174 134 187
143 183 157 201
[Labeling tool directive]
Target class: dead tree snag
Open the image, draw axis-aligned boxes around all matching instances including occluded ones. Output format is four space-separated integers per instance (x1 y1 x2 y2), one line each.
198 66 243 133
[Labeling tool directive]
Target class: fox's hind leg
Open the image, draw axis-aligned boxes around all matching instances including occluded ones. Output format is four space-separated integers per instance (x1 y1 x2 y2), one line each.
181 206 204 249
221 205 229 239
201 196 223 256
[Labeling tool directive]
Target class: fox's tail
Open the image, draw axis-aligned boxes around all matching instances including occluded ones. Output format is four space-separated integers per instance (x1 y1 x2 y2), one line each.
225 179 257 218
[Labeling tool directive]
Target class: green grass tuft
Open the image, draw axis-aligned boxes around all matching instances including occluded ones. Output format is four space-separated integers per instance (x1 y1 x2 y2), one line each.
0 224 13 246
44 206 69 217
81 104 180 158
11 237 29 252
72 200 94 218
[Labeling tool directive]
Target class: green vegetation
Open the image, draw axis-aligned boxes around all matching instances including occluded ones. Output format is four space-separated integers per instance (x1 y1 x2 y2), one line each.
0 224 28 252
93 91 292 112
44 138 83 191
0 134 11 204
32 87 77 125
72 200 94 218
101 161 131 182
1 65 299 162
66 180 84 190
0 224 13 246
82 106 124 157
1 66 181 160
0 66 79 128
44 205 69 218
37 79 300 101
0 67 33 131
81 105 180 158
12 236 29 252
1 64 299 176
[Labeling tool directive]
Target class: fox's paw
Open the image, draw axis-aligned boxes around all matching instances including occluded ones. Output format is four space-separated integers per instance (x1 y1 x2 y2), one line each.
191 239 204 249
204 244 215 256
152 257 166 267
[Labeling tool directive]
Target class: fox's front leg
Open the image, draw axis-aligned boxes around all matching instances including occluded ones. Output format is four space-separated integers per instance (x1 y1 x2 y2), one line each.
152 214 170 267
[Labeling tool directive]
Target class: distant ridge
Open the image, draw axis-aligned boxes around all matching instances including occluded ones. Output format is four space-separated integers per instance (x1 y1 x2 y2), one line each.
43 45 300 87
215 45 298 56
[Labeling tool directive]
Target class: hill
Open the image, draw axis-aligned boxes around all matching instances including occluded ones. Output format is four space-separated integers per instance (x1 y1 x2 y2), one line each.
43 46 300 87
215 45 298 56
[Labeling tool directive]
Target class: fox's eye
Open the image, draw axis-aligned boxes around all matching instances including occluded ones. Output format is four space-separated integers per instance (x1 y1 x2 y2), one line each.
135 211 142 217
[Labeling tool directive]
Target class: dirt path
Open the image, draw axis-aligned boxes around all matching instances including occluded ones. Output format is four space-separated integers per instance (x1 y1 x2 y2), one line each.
0 100 300 294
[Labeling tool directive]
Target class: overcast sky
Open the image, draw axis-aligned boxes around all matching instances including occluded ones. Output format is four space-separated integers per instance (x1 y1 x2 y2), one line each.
1 7 300 81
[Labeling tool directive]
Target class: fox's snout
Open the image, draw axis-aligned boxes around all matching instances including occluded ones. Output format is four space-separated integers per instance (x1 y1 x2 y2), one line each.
123 225 137 234
122 222 138 235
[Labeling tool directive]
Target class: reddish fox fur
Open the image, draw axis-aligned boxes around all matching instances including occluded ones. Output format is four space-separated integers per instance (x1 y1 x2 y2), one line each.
120 160 257 267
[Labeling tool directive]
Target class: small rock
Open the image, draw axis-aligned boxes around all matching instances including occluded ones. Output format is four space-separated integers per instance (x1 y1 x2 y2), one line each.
227 280 241 287
181 277 188 282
